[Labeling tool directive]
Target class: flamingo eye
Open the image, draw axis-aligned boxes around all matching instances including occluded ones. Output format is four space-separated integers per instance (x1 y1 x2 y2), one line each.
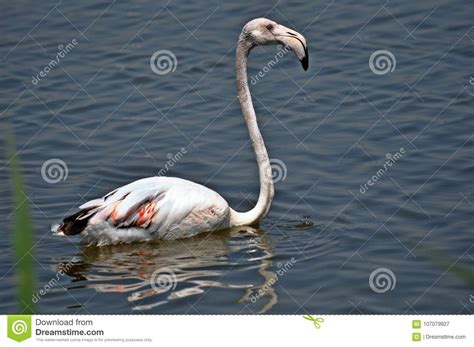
266 24 274 31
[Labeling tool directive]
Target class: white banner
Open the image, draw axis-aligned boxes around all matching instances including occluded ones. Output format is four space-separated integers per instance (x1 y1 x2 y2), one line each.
2 315 472 346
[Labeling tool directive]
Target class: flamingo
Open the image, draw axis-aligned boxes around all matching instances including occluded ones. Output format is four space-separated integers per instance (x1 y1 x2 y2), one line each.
55 18 309 244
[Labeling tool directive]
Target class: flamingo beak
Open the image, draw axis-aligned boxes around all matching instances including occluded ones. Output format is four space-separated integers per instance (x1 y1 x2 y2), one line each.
273 24 309 71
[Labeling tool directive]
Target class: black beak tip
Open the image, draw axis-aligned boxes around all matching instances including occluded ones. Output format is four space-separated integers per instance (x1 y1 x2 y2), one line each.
300 47 309 71
301 57 308 71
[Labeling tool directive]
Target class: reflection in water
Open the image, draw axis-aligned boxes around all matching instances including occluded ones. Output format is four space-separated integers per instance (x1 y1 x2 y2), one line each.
60 227 278 313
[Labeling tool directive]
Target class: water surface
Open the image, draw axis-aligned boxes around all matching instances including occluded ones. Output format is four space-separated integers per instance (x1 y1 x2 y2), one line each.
0 0 473 314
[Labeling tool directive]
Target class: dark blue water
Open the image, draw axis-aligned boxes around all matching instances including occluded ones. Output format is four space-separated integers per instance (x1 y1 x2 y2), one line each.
0 0 472 314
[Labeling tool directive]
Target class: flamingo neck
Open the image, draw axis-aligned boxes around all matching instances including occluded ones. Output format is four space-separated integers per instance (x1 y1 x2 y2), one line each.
230 39 274 226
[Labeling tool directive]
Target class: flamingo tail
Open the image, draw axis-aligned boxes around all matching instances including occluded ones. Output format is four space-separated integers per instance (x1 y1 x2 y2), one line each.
58 207 96 235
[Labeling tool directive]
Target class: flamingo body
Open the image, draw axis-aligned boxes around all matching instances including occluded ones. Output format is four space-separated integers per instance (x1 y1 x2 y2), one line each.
55 18 309 244
57 177 231 243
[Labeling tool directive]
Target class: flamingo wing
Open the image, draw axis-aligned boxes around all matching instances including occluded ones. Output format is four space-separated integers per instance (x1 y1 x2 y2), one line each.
58 177 230 240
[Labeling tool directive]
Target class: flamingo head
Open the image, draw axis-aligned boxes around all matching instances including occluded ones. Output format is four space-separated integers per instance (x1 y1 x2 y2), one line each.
240 18 309 70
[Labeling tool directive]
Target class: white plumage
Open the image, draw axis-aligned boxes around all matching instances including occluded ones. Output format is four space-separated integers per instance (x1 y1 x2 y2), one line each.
55 18 309 244
55 177 230 244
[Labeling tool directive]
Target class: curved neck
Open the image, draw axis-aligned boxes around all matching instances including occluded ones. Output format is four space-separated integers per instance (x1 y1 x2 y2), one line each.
230 38 274 226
